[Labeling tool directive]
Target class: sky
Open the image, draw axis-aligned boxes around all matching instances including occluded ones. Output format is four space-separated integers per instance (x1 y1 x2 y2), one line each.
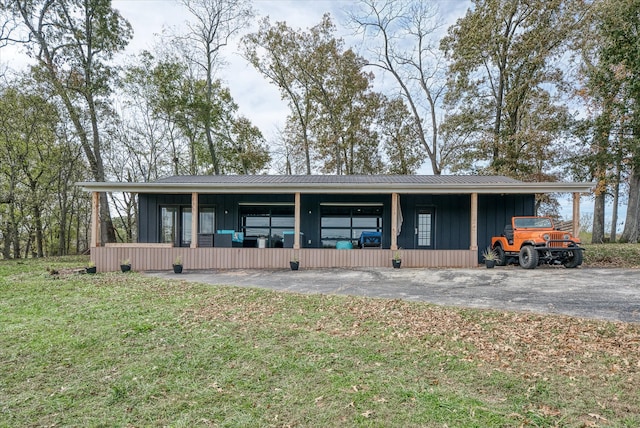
1 0 470 157
109 0 471 144
0 0 601 223
106 0 594 222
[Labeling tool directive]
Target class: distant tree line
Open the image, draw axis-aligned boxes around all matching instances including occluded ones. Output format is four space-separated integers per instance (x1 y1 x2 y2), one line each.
0 0 637 258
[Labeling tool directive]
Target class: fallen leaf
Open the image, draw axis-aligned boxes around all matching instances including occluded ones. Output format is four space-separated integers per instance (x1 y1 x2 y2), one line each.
588 413 608 421
361 410 373 418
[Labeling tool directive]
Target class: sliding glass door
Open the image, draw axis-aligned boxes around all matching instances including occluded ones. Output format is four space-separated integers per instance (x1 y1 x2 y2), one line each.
160 205 215 247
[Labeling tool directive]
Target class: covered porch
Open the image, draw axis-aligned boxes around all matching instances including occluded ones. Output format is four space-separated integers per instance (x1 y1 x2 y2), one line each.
79 175 591 272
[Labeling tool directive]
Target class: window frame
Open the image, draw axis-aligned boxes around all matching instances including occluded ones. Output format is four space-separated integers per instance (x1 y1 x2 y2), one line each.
160 205 216 247
320 204 383 248
416 207 435 249
239 204 295 248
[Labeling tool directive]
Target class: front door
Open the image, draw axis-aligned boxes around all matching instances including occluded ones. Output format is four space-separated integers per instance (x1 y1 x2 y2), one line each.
416 208 434 249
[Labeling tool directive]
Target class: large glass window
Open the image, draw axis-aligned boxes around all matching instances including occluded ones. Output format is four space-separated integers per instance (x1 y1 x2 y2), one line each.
321 205 383 248
240 205 294 247
161 205 215 247
199 207 215 234
160 207 178 245
181 208 192 246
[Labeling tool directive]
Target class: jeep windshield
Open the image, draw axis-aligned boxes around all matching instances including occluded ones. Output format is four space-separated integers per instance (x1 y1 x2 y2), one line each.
513 217 553 229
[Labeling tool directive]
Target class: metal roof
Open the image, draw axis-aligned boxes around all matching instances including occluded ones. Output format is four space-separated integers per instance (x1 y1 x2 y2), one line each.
77 174 593 195
154 175 522 184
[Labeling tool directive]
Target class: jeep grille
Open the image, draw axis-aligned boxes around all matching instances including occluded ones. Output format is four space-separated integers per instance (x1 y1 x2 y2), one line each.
548 232 566 247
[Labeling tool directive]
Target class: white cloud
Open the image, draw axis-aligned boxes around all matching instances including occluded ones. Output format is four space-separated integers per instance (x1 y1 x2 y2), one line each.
110 0 470 142
2 0 470 151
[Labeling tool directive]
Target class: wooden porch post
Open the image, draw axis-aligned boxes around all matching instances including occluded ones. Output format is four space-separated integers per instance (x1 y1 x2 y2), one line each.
294 192 301 249
391 193 398 250
470 193 478 251
91 191 100 247
572 192 580 238
191 192 199 248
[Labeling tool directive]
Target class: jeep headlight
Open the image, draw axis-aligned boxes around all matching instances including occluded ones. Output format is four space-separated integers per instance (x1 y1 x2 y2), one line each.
543 233 550 241
563 233 570 240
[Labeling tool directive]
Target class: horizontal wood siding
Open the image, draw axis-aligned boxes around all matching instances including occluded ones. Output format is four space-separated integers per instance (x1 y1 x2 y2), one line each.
92 248 478 272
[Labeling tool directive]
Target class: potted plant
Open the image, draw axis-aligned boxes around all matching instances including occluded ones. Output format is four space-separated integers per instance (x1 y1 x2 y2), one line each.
120 258 131 273
482 247 498 269
290 255 299 271
173 255 183 274
392 249 402 269
86 261 97 274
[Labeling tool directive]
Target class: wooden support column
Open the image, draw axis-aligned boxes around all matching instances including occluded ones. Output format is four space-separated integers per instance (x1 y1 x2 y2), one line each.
294 192 301 249
470 193 478 251
91 191 100 247
572 192 580 238
191 192 199 248
391 193 399 250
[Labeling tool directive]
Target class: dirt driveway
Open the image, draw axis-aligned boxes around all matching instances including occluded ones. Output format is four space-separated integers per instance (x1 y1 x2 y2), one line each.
147 266 640 324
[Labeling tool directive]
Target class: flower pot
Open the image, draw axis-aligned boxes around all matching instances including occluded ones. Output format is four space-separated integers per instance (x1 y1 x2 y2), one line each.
86 266 97 274
290 261 299 271
173 264 183 274
120 264 131 273
392 259 401 269
485 260 496 269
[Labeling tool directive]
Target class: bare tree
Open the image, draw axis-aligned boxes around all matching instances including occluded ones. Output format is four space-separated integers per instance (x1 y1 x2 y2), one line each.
242 17 324 174
179 0 253 174
350 0 447 174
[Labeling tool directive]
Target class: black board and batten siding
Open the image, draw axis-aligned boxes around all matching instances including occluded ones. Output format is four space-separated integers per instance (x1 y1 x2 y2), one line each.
139 192 534 256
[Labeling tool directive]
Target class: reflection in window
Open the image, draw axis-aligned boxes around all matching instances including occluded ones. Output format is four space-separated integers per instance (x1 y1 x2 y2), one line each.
321 205 383 248
199 207 215 234
181 208 192 246
160 207 178 244
240 205 294 247
161 205 216 247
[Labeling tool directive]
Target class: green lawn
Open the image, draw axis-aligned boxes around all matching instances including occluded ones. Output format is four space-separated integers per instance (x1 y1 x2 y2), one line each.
1 256 639 427
583 242 640 268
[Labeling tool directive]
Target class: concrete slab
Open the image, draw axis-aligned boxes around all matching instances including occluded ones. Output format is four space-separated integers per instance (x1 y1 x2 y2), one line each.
145 266 640 324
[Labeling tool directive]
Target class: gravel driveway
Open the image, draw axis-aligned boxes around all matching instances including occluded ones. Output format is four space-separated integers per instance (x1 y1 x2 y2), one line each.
147 266 640 324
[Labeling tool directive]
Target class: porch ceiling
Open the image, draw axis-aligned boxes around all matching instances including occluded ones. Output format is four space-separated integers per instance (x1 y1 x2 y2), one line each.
78 175 592 195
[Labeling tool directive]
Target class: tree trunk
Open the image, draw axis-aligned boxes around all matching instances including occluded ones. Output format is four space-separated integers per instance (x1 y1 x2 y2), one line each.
58 191 68 256
620 171 640 243
205 124 220 175
10 202 20 259
33 203 44 257
99 192 116 245
610 168 620 242
1 220 11 259
591 190 606 244
609 132 624 242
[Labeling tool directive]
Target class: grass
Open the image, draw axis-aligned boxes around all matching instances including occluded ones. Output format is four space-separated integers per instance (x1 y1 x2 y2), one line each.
1 253 639 427
582 243 640 268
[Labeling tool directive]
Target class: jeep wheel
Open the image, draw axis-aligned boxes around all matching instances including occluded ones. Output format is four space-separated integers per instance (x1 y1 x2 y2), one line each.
494 245 506 266
519 245 539 269
563 247 583 268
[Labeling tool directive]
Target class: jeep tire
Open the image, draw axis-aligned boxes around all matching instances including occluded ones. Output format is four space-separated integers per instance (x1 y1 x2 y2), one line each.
563 247 583 268
494 244 506 266
519 245 538 269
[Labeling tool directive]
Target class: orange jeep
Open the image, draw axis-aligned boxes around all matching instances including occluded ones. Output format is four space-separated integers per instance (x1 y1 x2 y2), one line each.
491 216 583 269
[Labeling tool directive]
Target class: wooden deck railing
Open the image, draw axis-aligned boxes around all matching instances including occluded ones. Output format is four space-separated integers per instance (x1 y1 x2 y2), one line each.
91 247 479 272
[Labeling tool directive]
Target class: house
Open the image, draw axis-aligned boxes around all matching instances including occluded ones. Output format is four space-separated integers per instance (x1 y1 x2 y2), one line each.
78 175 591 272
